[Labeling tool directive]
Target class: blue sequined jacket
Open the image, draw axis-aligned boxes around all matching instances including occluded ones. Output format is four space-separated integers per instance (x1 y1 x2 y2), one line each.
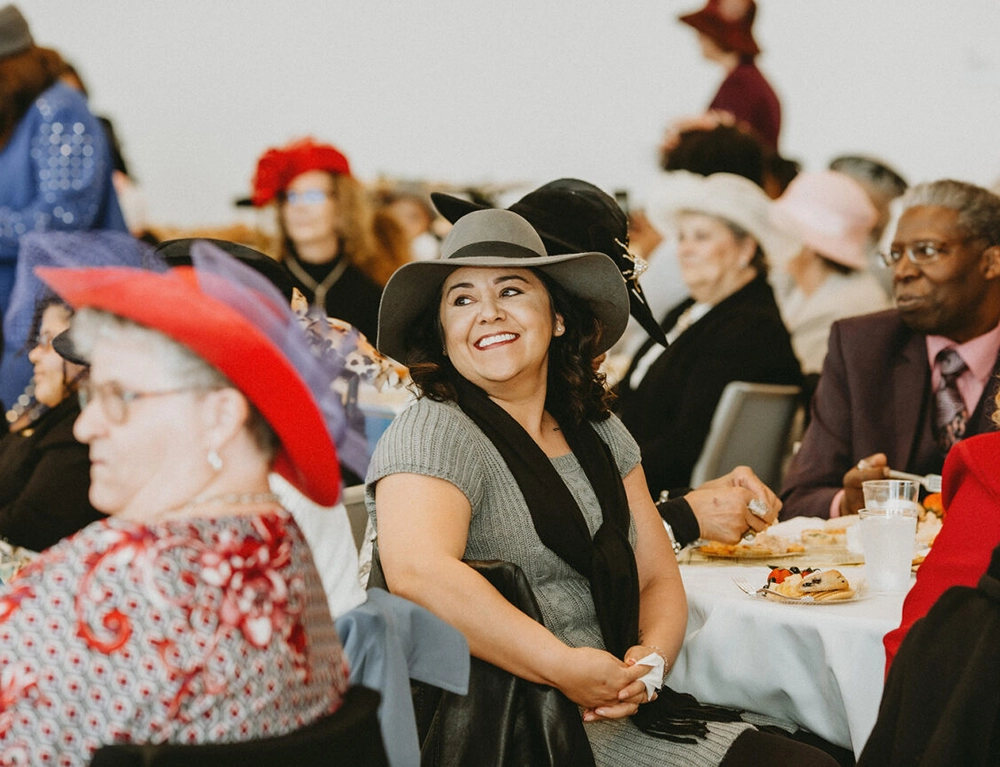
0 81 126 270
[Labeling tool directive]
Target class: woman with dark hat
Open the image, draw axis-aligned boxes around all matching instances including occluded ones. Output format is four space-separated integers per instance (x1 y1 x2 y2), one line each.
0 4 127 408
250 137 409 340
367 208 835 764
432 180 783 548
0 243 350 763
0 294 101 552
677 0 782 152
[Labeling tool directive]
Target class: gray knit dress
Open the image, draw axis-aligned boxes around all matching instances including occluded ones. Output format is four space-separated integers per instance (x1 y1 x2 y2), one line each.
365 396 753 766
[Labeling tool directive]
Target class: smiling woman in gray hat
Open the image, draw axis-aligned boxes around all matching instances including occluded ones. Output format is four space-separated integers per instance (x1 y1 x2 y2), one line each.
366 208 836 765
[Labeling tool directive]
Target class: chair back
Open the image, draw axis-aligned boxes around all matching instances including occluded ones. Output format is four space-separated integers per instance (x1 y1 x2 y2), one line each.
342 483 368 551
689 381 802 489
89 686 388 767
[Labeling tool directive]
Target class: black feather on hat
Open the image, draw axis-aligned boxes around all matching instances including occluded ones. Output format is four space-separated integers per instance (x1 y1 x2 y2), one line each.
432 179 669 348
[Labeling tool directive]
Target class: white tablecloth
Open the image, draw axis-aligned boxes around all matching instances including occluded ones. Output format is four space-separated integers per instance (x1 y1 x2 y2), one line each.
668 563 908 757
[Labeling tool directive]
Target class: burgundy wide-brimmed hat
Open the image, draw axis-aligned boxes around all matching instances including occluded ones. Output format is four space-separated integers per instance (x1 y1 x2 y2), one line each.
251 137 352 207
37 242 344 506
679 0 760 57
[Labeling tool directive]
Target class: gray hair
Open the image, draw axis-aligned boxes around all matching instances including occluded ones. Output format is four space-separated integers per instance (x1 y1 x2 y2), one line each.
829 155 908 202
899 179 1000 246
71 308 278 458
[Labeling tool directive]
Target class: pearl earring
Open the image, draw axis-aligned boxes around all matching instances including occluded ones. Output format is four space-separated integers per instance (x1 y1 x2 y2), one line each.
207 449 223 472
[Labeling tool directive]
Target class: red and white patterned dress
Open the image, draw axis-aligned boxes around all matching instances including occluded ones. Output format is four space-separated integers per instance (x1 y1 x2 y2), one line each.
0 508 349 766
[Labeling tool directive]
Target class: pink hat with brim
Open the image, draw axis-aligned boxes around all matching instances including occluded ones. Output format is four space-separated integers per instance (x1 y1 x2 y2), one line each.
37 261 343 507
770 170 878 270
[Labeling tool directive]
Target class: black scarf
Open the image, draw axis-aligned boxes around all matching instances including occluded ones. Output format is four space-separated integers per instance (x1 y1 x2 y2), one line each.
455 379 741 742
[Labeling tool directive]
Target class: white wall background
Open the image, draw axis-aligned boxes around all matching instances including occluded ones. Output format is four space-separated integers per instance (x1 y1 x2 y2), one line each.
16 1 1000 227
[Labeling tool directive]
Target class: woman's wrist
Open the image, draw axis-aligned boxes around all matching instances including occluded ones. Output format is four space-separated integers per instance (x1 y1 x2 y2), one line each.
642 644 670 669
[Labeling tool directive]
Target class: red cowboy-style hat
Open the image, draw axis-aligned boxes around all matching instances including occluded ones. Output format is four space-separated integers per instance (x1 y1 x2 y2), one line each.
37 245 343 506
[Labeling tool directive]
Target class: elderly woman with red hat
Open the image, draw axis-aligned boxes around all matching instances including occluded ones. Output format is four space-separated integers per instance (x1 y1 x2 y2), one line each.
0 243 350 763
250 137 409 341
677 0 782 152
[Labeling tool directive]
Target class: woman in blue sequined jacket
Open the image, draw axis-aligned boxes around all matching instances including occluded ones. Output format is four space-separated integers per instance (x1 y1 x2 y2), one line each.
0 5 126 408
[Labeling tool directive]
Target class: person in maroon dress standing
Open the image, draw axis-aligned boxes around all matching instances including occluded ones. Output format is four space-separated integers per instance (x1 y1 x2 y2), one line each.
677 0 782 152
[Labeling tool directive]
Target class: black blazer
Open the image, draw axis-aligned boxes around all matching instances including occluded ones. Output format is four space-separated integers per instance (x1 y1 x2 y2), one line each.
617 275 803 495
0 397 103 551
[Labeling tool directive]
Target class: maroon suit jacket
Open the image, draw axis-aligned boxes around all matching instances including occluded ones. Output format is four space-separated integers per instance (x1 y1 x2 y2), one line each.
780 310 1000 519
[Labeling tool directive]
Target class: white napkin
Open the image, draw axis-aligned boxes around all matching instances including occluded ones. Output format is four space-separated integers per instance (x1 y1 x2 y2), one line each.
635 652 665 700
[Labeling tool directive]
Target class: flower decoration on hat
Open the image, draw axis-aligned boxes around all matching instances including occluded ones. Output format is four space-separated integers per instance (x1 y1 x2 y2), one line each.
251 137 352 208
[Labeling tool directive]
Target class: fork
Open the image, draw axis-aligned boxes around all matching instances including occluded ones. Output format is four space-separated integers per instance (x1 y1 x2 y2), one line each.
732 575 814 602
887 470 943 493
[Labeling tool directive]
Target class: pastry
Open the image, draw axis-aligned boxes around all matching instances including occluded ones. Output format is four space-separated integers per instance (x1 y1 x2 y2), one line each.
764 567 855 601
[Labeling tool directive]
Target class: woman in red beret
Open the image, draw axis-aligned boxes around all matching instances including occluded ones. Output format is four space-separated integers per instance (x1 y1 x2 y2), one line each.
250 137 409 341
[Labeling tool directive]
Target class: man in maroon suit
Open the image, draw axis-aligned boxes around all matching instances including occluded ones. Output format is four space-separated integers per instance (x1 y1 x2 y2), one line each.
781 179 1000 519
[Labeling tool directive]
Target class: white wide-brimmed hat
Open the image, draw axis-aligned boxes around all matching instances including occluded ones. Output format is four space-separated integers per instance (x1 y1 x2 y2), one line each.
376 209 629 362
645 171 791 262
770 170 878 270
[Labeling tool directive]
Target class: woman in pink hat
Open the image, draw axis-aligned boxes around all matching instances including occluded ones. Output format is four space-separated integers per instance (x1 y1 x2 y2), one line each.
771 170 891 375
250 137 409 341
677 0 781 152
0 243 350 764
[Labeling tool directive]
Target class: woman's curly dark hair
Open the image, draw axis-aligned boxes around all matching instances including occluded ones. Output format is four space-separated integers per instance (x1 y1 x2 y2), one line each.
405 268 615 427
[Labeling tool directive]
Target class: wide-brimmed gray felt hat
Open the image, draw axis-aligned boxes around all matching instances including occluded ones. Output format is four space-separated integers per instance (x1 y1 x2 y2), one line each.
377 208 629 362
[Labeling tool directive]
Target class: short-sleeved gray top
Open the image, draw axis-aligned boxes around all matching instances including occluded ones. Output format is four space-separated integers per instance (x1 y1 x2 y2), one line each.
367 396 640 650
365 396 750 765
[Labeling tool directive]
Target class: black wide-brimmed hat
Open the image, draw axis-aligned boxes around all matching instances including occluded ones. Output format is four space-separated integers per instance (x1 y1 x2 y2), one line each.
155 238 296 302
432 179 668 348
377 208 629 363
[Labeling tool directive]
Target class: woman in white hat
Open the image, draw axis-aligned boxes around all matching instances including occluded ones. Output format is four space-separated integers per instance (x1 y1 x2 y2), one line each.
618 172 803 499
771 170 892 375
368 208 836 765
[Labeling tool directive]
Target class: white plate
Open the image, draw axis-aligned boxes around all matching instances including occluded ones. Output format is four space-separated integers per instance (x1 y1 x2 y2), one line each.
747 583 870 605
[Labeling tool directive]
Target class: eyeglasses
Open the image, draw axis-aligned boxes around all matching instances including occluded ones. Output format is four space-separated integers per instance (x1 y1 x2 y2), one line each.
281 189 332 206
878 238 980 268
33 331 57 351
78 381 205 425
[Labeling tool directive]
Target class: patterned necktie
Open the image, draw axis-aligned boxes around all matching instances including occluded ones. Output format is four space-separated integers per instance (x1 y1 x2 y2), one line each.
934 347 968 453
